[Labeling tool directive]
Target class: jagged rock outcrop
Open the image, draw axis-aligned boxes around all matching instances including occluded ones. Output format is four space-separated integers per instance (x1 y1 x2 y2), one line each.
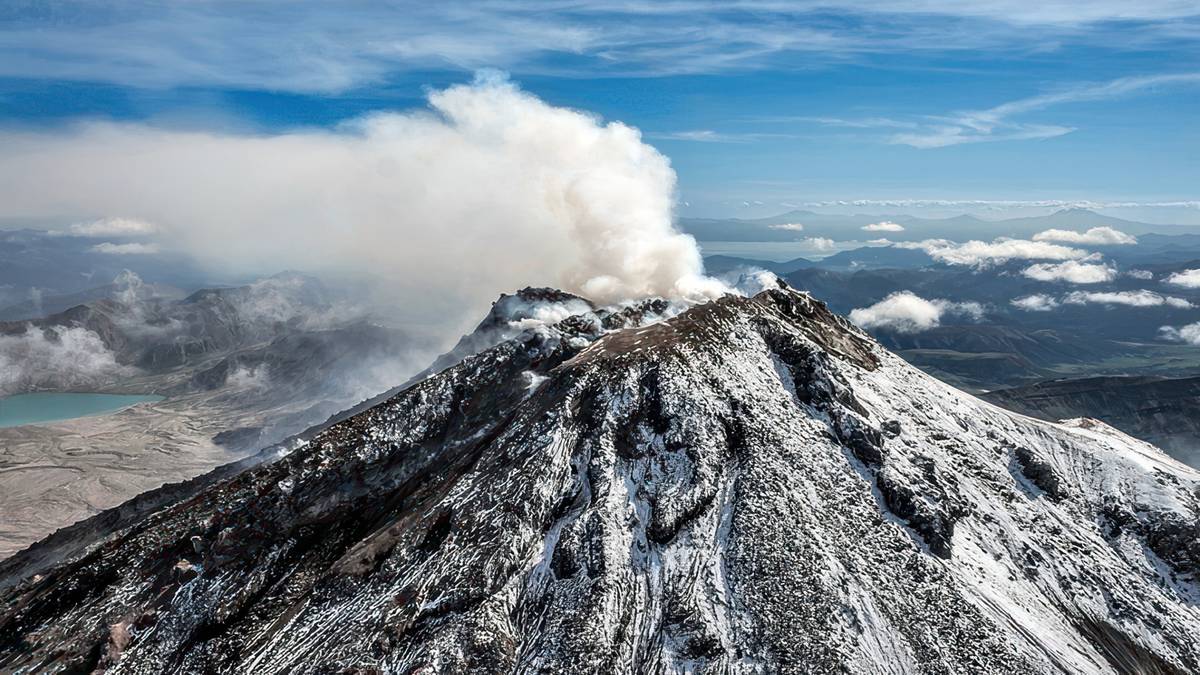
1 286 1198 673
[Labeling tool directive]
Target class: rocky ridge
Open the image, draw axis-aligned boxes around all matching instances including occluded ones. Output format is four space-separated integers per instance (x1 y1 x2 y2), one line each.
1 284 1198 673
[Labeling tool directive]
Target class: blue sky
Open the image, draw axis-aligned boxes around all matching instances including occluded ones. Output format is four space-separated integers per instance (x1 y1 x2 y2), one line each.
2 1 1198 221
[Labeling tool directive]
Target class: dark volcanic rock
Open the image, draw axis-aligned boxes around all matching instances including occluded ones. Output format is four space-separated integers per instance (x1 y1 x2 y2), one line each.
1 287 1199 674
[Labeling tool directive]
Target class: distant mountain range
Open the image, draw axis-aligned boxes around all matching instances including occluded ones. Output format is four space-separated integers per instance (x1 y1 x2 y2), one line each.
696 222 1200 468
0 229 215 311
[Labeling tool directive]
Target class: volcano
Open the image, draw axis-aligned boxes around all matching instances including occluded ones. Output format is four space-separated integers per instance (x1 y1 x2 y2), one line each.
1 284 1198 673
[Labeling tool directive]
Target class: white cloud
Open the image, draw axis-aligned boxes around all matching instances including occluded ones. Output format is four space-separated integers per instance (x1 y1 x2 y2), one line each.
892 123 1073 148
68 216 160 238
768 223 805 231
0 74 728 327
803 237 837 252
90 242 162 255
1164 269 1200 288
1011 294 1060 311
798 198 1200 210
1160 322 1200 345
848 291 983 333
1 4 1194 94
1063 290 1193 308
1127 269 1154 280
777 116 916 129
896 238 1087 266
1021 260 1117 284
651 130 732 143
861 221 905 232
890 73 1200 148
1032 226 1136 245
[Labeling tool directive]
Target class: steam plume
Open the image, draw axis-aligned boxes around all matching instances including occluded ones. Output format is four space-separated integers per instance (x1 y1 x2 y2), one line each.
0 73 726 331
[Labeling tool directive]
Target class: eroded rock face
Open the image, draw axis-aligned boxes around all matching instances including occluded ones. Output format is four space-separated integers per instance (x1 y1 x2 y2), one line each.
2 287 1199 674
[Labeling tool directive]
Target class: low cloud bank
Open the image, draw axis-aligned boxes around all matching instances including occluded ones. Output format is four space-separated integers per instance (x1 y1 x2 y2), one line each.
1161 322 1200 345
1021 260 1116 284
1063 290 1192 308
1013 290 1193 311
1165 269 1200 288
1032 227 1136 245
91 242 162 255
68 217 160 238
849 291 983 333
895 238 1087 266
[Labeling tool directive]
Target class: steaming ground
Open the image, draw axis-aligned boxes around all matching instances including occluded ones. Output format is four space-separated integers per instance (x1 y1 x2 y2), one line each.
0 271 443 559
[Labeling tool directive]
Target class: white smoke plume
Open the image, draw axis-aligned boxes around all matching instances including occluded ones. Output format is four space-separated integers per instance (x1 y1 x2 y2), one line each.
848 291 983 333
0 72 727 332
0 325 133 396
226 364 271 390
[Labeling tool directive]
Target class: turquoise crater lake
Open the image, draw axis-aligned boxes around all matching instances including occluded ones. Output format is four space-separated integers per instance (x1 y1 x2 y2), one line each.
0 392 164 429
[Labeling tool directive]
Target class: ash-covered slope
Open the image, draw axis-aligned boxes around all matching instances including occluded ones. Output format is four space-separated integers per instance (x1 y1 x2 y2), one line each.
2 285 1199 674
983 376 1200 469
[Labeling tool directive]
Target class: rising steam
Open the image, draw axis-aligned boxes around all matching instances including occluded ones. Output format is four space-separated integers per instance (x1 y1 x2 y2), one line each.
0 72 726 329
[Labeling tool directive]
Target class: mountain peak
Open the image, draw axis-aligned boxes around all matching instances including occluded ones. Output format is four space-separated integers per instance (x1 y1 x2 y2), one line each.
2 286 1198 673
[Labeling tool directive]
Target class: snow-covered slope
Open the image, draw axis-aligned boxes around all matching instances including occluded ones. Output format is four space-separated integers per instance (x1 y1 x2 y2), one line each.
1 285 1198 674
